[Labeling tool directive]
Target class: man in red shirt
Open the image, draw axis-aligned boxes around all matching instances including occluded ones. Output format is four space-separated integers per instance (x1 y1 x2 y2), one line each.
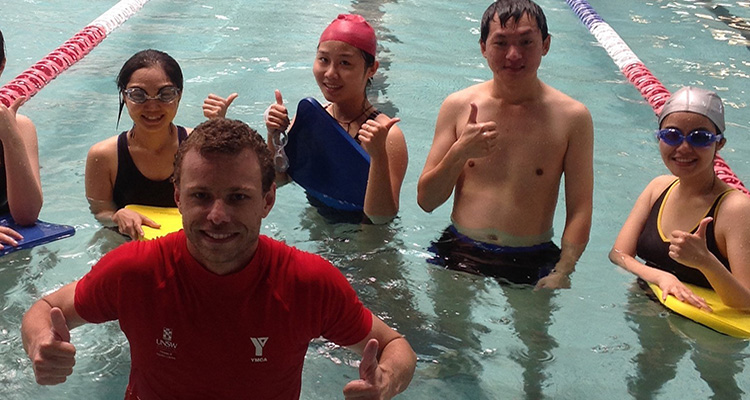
21 118 416 399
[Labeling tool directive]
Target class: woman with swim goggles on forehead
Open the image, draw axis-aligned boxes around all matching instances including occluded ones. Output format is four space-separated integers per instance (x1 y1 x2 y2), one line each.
85 49 191 240
610 86 750 310
203 14 408 224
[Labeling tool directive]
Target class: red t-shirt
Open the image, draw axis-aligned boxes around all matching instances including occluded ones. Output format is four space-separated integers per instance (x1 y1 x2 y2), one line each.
75 231 372 399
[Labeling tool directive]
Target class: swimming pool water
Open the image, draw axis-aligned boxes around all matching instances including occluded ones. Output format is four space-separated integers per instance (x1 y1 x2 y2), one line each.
1 0 749 398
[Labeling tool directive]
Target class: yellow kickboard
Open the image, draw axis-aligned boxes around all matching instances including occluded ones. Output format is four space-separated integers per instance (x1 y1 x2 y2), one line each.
124 205 182 241
648 282 750 339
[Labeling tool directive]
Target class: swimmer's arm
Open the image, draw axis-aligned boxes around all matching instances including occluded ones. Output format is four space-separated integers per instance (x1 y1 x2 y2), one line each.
363 121 408 224
84 141 158 239
417 98 466 212
86 196 158 240
694 195 750 309
2 109 43 225
84 141 119 223
609 179 711 310
22 282 86 385
609 178 679 283
554 111 595 277
343 315 416 399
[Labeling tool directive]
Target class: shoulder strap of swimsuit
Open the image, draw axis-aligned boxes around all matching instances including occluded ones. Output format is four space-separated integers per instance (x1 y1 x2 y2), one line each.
655 179 680 241
176 125 188 143
367 109 382 120
707 186 736 218
116 131 130 165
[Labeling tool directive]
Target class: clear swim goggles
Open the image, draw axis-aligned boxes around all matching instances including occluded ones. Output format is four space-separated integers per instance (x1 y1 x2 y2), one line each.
272 130 289 172
655 128 723 148
123 86 181 104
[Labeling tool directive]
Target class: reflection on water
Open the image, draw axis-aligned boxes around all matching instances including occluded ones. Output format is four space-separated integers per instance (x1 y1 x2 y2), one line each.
422 270 494 399
625 281 748 400
504 287 558 400
296 198 565 399
425 268 560 400
0 252 36 396
351 0 401 117
703 2 750 49
296 206 434 346
0 248 74 398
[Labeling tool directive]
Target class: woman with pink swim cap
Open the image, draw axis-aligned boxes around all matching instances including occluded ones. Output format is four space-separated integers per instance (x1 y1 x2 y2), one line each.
204 14 408 224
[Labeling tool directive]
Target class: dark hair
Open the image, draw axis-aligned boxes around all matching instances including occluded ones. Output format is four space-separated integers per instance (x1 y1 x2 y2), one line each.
173 118 275 193
361 50 376 90
116 49 183 127
480 0 549 44
1 29 6 68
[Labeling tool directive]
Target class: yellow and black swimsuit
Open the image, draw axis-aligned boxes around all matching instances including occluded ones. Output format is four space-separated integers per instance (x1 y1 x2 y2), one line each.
636 179 733 288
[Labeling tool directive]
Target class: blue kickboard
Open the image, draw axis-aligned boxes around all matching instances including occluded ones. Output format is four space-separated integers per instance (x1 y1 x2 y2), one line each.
0 214 75 256
286 97 370 211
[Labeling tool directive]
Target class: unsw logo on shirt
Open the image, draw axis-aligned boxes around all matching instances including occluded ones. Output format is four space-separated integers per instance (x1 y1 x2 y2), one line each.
156 327 178 360
154 329 269 363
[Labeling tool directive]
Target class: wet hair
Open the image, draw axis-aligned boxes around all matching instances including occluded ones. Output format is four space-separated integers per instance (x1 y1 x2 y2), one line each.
0 29 5 69
361 50 376 69
173 118 275 193
362 50 376 90
480 0 549 44
116 49 183 127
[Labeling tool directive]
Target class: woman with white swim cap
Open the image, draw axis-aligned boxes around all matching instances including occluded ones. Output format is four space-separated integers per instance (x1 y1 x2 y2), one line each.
610 86 750 310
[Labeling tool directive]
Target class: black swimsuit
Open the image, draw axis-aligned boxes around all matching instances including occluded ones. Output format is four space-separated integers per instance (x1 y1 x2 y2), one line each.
311 106 382 224
112 126 188 209
636 179 732 288
353 110 382 144
0 141 8 215
324 104 382 144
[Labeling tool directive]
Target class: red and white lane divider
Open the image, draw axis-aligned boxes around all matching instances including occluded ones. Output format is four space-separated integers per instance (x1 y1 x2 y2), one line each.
0 0 151 108
565 0 748 195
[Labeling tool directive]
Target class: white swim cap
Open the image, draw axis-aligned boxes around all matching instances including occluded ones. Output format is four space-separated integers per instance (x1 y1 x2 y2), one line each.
658 86 725 133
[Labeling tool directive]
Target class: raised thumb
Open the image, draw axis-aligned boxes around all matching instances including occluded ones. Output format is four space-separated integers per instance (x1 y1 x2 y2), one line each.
695 217 712 239
50 307 71 343
10 96 26 114
226 93 239 107
359 338 380 382
467 102 478 125
384 117 401 131
274 89 283 105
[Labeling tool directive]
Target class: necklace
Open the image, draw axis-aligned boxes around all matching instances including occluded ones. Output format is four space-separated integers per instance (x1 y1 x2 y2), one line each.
331 102 373 135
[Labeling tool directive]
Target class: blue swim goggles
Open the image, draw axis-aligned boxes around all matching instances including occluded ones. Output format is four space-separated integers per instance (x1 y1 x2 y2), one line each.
655 128 723 148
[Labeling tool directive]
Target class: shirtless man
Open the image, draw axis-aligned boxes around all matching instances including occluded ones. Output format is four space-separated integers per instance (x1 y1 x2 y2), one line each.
418 0 593 289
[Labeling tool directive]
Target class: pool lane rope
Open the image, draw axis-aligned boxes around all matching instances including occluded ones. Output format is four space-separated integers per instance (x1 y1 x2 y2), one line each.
565 0 749 195
0 0 151 108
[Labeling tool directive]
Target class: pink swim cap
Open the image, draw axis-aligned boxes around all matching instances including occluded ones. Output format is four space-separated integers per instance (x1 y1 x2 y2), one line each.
319 14 377 57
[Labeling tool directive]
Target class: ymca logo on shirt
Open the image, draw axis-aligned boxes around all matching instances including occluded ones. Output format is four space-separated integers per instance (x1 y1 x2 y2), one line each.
156 327 178 360
250 337 269 362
